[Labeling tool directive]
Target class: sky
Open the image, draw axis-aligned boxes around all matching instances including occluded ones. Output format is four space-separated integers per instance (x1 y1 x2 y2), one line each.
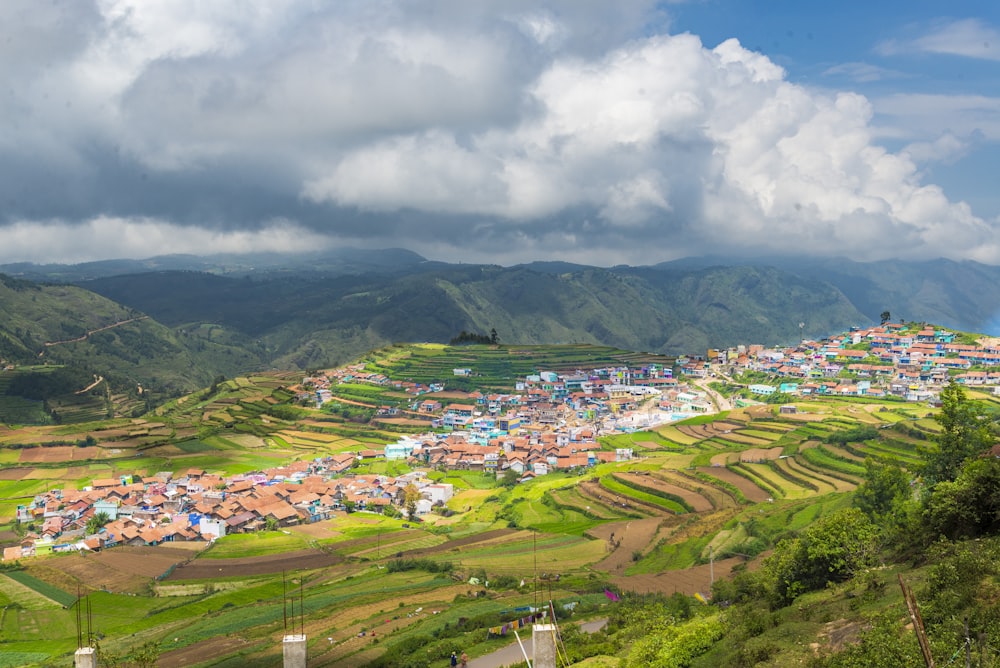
1 0 999 267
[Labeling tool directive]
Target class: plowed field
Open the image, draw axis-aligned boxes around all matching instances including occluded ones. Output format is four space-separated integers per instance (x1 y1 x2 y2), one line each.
165 548 344 580
696 467 772 503
617 473 713 512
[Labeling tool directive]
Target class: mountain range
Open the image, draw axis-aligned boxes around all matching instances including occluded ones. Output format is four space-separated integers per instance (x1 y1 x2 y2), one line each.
2 250 1000 405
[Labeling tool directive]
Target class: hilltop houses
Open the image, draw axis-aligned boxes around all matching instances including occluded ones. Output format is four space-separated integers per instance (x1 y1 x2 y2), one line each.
711 323 1000 401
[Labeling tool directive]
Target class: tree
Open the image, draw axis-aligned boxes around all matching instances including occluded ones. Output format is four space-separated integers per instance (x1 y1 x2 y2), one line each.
264 516 279 531
404 483 421 520
758 508 878 607
490 328 499 345
854 458 910 521
500 468 519 488
923 457 1000 540
923 380 994 486
86 511 111 536
880 310 891 325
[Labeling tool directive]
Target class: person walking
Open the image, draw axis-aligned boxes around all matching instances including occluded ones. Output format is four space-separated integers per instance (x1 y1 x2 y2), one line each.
450 651 458 667
460 651 469 667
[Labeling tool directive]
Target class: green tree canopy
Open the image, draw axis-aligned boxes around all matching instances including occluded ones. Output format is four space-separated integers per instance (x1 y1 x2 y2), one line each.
923 381 994 486
924 457 1000 540
85 511 111 536
759 508 879 607
854 458 911 521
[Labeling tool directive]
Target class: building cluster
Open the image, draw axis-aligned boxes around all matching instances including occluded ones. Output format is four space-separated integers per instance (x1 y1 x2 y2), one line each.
386 431 634 476
5 463 457 562
697 323 1000 401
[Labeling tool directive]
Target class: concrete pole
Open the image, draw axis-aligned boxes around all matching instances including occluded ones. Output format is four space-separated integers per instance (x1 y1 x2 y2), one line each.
283 634 307 668
532 624 557 668
74 647 96 668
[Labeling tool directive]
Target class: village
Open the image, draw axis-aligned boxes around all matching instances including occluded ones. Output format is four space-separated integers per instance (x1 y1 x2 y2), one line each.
695 322 1000 402
8 320 1000 563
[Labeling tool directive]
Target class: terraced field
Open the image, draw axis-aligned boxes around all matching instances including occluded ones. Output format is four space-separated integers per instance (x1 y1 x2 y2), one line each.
696 466 773 503
616 472 714 512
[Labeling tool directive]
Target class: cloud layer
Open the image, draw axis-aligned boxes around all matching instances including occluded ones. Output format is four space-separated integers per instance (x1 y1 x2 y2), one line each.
0 1 997 266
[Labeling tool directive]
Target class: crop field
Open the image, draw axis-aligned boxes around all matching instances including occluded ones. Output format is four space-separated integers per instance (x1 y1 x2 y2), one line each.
696 466 773 503
0 348 958 666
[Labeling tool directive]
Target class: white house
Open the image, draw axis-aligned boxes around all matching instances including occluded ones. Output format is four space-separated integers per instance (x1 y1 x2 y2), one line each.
421 483 454 505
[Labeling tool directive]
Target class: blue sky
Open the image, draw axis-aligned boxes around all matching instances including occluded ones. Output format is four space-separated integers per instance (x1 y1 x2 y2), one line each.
672 0 1000 215
0 0 998 266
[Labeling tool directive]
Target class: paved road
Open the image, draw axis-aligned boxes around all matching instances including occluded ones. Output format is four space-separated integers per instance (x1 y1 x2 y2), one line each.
466 619 607 668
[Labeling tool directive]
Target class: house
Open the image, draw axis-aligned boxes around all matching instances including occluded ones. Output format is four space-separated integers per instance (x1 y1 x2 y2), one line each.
421 484 454 505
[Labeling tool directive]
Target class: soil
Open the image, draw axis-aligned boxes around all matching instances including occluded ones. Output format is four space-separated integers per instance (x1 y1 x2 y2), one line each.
165 548 344 580
0 467 30 480
696 466 773 503
610 556 748 596
633 440 663 449
19 446 102 463
737 447 783 463
156 635 254 668
577 480 649 518
588 518 666 574
617 472 714 512
38 545 200 594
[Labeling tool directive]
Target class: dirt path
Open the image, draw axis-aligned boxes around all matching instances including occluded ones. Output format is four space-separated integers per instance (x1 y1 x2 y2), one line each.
691 377 733 412
588 518 665 574
43 316 148 348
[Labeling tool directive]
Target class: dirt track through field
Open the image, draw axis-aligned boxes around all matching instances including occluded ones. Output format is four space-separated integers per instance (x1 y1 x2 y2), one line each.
588 518 665 574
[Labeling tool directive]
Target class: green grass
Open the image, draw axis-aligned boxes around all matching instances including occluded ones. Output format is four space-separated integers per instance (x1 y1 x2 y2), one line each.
800 445 866 476
0 651 52 667
202 531 311 558
3 571 75 607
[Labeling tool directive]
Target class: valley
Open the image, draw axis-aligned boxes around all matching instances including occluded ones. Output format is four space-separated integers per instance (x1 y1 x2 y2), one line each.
0 331 989 666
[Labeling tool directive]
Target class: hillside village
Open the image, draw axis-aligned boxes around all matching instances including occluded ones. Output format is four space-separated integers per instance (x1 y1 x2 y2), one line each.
700 322 1000 399
8 321 1000 563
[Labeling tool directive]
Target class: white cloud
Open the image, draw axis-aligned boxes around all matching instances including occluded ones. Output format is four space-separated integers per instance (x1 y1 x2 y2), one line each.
0 1 997 266
880 18 1000 61
902 132 971 164
0 217 332 264
822 61 907 83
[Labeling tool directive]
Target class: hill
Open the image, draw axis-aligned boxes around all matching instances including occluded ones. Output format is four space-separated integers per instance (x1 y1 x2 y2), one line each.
5 250 1000 422
76 262 864 367
0 274 267 420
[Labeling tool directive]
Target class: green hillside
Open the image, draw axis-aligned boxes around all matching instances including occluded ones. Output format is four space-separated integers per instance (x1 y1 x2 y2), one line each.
79 262 865 371
0 274 268 416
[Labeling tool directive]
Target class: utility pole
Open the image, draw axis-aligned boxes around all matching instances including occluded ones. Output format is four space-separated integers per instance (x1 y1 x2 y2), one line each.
709 545 714 588
899 575 935 668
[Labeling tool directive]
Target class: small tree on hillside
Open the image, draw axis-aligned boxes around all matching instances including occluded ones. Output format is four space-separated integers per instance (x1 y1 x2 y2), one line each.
404 483 421 520
924 380 994 486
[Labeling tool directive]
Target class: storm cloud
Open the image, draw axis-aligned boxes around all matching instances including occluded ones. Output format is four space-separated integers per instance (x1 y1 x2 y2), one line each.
0 0 997 266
